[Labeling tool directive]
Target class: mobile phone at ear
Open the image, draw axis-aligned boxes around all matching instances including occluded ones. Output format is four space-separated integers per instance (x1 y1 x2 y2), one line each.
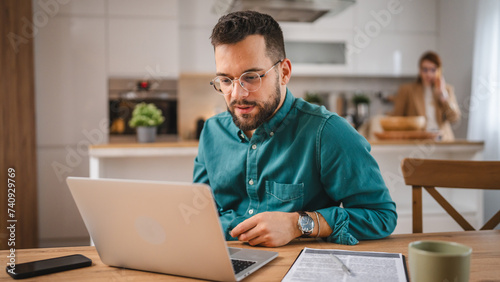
5 254 92 279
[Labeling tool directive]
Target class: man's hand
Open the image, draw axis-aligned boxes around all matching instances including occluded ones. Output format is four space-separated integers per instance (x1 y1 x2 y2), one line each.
230 212 300 247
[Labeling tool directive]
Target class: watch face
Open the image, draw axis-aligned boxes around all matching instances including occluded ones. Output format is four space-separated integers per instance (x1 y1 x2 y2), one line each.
299 214 314 233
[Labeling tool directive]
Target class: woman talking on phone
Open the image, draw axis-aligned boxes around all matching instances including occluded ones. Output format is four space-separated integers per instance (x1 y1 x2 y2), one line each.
392 51 461 141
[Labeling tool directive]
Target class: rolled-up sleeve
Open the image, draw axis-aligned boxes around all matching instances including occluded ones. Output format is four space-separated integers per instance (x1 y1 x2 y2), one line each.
318 116 398 245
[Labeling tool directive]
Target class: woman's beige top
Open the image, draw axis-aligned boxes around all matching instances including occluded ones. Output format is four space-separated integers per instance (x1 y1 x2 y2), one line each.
392 82 461 141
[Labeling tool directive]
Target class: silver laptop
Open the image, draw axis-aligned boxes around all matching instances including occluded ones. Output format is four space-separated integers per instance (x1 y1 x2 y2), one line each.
66 177 278 281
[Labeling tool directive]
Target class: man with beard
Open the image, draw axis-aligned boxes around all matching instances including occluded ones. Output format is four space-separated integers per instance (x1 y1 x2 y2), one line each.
193 11 397 247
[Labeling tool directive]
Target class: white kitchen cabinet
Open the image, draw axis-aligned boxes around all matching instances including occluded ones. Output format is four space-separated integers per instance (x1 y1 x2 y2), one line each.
35 16 107 247
354 31 437 76
179 28 216 73
353 0 397 31
38 147 90 246
35 17 107 146
275 0 438 77
354 0 436 33
108 0 177 17
393 0 437 32
107 18 179 77
179 0 219 28
281 27 355 75
179 0 218 73
32 0 105 16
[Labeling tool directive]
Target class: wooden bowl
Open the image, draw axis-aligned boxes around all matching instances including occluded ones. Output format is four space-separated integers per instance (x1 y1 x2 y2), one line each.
380 116 426 131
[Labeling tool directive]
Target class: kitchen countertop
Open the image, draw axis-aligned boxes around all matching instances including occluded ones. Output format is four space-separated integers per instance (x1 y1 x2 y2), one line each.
89 140 484 158
91 140 483 149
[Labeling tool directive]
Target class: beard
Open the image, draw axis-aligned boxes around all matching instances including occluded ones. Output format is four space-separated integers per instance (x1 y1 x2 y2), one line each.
227 78 281 132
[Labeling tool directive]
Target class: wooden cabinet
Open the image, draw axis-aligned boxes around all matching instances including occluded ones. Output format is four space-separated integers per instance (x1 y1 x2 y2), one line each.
1 0 38 249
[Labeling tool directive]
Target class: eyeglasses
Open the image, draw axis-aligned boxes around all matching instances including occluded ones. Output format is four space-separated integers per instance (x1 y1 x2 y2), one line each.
421 67 437 73
210 60 282 95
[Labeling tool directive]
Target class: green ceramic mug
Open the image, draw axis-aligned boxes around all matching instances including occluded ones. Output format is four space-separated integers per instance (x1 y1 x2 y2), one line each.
409 240 472 282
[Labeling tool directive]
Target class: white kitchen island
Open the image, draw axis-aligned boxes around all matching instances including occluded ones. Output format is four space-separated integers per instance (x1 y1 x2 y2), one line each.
89 140 484 235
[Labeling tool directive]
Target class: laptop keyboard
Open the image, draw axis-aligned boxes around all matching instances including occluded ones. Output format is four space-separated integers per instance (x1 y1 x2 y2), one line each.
231 259 256 274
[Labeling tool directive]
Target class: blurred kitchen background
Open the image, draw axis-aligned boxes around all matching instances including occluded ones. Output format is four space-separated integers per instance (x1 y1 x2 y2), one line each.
2 0 499 249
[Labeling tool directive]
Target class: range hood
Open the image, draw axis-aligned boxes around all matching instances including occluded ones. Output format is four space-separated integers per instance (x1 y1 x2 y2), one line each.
213 0 355 22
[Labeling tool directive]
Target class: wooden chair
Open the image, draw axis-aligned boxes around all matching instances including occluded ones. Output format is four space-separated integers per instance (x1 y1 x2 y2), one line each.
401 158 500 233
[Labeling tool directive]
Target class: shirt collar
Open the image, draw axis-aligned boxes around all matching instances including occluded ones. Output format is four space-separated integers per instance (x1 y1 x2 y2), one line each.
233 88 296 141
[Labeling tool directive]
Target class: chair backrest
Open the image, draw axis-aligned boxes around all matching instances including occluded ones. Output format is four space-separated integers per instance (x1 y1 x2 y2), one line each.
401 158 500 233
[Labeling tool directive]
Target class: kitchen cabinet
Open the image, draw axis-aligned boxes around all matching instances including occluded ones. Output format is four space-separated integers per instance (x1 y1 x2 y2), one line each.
108 0 177 17
276 0 438 77
281 27 355 76
107 0 179 77
32 0 106 16
179 28 216 73
37 147 90 246
179 0 219 73
34 15 107 246
107 18 179 77
393 0 437 32
35 17 107 146
353 0 436 33
353 32 437 76
351 0 437 76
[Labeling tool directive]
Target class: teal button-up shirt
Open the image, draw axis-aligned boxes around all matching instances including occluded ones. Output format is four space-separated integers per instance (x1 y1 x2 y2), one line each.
193 89 397 245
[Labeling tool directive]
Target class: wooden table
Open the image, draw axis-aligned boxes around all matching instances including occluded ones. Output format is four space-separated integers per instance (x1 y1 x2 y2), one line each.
1 230 499 281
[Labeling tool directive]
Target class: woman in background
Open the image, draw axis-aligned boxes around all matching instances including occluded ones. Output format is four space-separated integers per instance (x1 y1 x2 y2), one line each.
392 51 461 141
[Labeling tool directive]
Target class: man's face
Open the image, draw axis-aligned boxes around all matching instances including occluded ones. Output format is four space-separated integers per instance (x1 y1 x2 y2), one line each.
214 35 283 132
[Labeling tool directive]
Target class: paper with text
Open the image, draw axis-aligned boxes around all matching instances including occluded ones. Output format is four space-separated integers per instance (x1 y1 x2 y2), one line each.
282 247 408 282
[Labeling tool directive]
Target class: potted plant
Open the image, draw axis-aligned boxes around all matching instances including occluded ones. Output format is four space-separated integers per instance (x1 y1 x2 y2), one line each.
128 102 165 143
304 92 323 105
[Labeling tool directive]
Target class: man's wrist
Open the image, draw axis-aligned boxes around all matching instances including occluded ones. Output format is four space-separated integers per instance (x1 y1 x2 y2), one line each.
292 212 302 238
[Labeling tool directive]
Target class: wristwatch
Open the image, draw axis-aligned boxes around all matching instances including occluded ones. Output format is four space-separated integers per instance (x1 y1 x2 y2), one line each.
297 211 314 237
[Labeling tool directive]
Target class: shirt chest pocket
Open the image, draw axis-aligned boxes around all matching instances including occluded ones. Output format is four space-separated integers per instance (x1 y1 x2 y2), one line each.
265 181 304 212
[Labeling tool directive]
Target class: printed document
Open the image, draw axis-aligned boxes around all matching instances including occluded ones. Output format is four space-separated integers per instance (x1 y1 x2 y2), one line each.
282 247 408 282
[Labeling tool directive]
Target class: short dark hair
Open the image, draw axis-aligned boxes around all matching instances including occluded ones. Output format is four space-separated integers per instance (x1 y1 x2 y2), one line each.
210 11 286 63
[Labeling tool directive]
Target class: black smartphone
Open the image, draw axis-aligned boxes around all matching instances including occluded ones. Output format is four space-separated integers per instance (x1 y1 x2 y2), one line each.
5 254 92 279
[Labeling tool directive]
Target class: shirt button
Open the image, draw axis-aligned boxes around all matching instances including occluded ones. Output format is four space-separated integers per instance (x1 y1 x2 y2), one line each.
248 209 254 215
251 144 257 150
270 132 274 136
249 179 254 185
